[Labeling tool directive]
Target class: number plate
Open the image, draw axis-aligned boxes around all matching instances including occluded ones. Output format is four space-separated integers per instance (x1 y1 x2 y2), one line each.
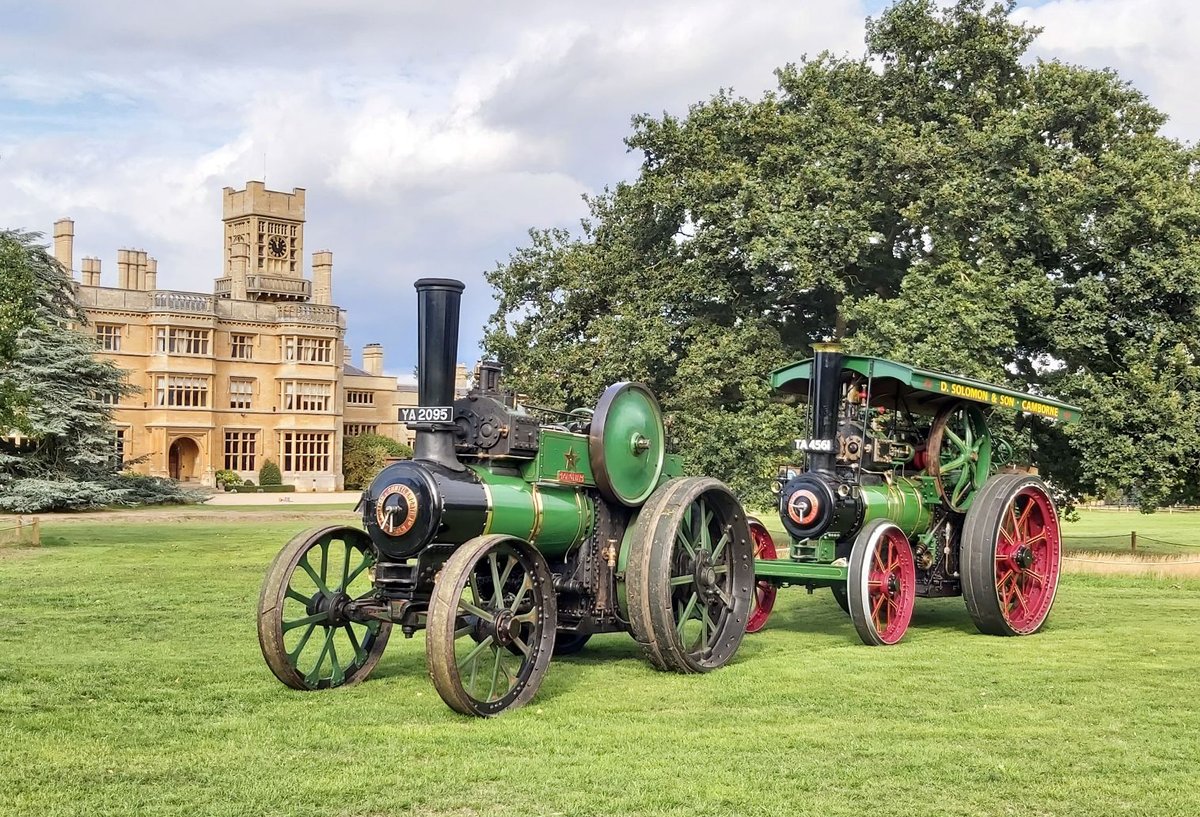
794 438 834 453
399 406 453 424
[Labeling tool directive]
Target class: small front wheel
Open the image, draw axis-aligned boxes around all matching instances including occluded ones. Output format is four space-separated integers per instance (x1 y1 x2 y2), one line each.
426 535 556 716
257 526 390 690
847 520 916 646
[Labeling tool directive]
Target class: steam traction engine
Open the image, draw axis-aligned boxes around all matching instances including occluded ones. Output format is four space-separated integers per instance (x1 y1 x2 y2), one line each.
747 345 1081 645
257 279 755 716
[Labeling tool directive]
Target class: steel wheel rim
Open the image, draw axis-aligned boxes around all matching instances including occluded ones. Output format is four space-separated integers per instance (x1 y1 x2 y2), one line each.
746 521 777 633
447 542 550 712
994 486 1061 634
267 529 384 689
859 526 916 645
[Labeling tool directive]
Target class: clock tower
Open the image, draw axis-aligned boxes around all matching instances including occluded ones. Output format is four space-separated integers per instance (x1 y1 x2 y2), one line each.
217 181 315 302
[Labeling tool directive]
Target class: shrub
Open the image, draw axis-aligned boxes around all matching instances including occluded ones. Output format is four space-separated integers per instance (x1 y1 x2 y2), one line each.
259 459 282 486
0 473 208 513
214 469 242 489
241 478 255 487
343 433 413 490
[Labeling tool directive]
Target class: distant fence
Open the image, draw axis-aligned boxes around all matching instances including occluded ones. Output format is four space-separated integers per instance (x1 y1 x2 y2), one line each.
0 517 41 547
1062 532 1200 552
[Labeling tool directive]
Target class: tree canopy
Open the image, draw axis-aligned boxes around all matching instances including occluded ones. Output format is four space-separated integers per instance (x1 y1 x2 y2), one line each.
484 0 1200 509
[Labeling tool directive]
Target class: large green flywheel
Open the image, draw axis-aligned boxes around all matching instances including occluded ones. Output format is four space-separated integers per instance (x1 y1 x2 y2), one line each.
589 382 666 507
258 526 390 690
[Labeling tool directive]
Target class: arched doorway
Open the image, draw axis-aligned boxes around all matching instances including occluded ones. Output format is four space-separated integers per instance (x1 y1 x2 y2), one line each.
168 437 201 482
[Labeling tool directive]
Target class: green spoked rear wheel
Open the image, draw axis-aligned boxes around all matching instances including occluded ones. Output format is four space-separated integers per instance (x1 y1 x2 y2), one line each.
258 526 390 690
627 477 753 673
426 535 556 717
927 401 992 513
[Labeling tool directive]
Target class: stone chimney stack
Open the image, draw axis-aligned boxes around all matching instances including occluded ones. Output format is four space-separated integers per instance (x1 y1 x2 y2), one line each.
231 241 249 300
53 219 74 276
343 343 352 367
117 249 132 289
312 250 333 305
362 343 384 376
81 257 101 287
146 257 158 290
133 250 147 291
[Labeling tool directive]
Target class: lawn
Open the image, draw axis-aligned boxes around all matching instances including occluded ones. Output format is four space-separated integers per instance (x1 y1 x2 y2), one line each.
1 515 1198 817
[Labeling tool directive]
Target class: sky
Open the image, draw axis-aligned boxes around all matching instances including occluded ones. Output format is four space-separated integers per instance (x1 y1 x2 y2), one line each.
2 0 1198 379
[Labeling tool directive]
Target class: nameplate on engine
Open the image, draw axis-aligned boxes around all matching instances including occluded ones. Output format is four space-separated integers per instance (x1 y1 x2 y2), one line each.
399 406 453 425
794 438 834 453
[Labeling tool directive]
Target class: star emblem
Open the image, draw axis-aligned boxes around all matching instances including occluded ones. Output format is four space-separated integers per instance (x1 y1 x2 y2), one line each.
563 447 579 471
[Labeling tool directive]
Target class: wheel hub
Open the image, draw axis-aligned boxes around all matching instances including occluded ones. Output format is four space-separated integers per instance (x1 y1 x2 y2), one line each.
886 573 900 595
1014 546 1035 570
307 591 350 626
491 609 521 646
692 550 718 589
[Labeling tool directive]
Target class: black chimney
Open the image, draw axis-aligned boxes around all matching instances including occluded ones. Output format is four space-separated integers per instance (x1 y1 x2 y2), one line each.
807 342 844 474
414 278 466 470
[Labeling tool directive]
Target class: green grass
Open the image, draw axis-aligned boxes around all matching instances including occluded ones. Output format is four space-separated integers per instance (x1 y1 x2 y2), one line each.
1 518 1198 816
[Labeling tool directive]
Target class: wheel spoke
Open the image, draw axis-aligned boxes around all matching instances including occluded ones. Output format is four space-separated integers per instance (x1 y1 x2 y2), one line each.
510 574 532 612
511 634 532 657
699 605 715 651
675 529 697 560
711 529 730 561
285 586 311 605
328 634 345 686
287 622 317 663
283 611 329 631
498 554 517 595
489 552 503 606
344 624 366 663
487 646 503 701
457 634 494 671
676 592 700 638
345 552 372 586
699 502 713 551
299 556 331 595
304 629 333 685
713 584 733 610
669 574 694 586
339 541 352 591
459 598 495 623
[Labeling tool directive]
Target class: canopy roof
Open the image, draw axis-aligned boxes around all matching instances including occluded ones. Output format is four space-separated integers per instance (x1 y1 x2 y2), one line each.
770 355 1082 423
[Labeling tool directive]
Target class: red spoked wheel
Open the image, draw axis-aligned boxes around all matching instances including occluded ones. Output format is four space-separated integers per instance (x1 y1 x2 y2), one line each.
847 520 916 646
746 517 778 634
962 474 1062 636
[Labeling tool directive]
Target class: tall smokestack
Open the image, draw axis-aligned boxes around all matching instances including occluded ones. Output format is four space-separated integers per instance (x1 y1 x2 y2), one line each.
413 278 465 470
53 219 74 276
807 343 844 475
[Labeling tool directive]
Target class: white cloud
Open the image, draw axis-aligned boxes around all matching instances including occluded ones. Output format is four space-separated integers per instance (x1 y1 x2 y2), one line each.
1016 0 1200 138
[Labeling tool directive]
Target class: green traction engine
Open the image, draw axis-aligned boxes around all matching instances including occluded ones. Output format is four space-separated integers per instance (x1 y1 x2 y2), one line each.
746 344 1081 645
257 279 755 716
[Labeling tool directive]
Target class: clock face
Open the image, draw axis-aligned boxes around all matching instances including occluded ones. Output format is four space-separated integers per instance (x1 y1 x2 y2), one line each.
268 236 287 257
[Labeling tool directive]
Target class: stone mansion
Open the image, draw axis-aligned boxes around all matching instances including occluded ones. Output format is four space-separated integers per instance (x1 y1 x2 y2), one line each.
50 181 466 491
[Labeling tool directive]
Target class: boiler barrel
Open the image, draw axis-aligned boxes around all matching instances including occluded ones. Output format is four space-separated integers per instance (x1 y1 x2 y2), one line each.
364 460 593 559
